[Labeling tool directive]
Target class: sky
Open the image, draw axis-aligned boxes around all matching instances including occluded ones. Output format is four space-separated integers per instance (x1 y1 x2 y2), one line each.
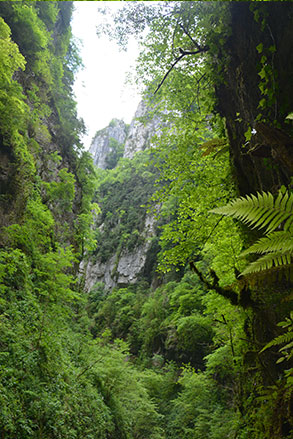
71 2 141 149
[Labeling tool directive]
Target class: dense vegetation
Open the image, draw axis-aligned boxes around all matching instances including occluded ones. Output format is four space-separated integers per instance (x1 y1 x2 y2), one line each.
0 2 292 439
0 3 162 438
92 151 160 263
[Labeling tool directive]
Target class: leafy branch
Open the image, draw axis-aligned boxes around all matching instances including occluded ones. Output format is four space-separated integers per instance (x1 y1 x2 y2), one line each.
190 262 239 305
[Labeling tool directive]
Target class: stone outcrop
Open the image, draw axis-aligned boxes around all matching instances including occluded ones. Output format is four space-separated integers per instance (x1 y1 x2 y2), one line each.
89 119 127 169
82 213 156 291
123 100 166 159
89 100 168 167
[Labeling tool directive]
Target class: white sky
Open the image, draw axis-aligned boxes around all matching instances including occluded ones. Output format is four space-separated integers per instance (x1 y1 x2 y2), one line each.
71 2 141 149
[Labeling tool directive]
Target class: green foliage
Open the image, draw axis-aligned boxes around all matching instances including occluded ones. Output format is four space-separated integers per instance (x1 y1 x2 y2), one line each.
0 220 92 437
167 367 239 439
79 339 164 439
92 151 159 263
89 272 242 438
211 189 293 234
91 273 240 373
261 312 293 364
0 17 26 83
0 15 32 207
94 287 140 340
0 3 136 437
1 3 292 438
252 6 278 122
3 2 54 86
153 135 240 280
43 167 76 212
0 4 169 437
74 151 100 256
95 4 293 439
212 188 293 275
100 5 241 282
0 222 164 438
105 137 125 170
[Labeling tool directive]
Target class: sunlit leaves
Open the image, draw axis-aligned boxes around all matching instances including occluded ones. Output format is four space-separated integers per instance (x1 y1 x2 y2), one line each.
43 168 76 212
0 17 26 83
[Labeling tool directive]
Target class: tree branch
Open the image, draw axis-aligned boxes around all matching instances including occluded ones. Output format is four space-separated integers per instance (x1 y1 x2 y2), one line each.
154 53 185 94
189 262 239 305
179 47 208 56
154 46 208 94
179 23 203 51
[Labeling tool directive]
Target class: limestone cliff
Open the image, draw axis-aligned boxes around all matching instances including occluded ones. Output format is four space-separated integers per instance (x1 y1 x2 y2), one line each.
89 119 128 169
82 213 157 291
84 102 166 291
123 100 167 159
89 100 168 168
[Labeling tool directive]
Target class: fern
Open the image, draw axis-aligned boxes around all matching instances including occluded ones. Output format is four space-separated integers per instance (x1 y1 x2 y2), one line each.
262 332 293 351
212 190 293 233
241 231 293 255
260 312 293 364
241 251 292 276
211 188 293 276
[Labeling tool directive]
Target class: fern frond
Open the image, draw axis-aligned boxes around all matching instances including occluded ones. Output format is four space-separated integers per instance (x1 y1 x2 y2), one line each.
260 331 293 352
212 190 293 276
279 340 293 352
211 190 293 234
241 251 292 276
242 231 293 255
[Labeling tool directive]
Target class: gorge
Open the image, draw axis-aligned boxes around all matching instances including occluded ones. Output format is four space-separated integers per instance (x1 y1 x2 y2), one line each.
0 2 292 439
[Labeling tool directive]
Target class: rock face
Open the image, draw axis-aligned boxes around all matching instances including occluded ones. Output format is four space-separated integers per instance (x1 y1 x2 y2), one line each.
89 100 168 168
82 213 156 291
89 119 127 169
217 3 293 195
84 100 168 291
123 100 166 159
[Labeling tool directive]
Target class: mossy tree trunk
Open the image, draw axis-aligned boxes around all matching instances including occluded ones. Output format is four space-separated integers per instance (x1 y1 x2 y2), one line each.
216 4 293 437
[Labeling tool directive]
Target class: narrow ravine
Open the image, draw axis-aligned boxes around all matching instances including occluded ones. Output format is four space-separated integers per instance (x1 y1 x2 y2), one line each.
0 2 292 438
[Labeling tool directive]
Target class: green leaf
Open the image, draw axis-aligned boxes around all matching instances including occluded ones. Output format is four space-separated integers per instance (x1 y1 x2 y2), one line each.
256 42 263 53
258 98 267 108
244 127 252 141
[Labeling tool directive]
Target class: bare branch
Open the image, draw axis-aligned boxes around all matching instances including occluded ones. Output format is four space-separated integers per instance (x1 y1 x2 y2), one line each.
179 22 203 51
154 46 208 94
154 53 185 94
179 47 208 56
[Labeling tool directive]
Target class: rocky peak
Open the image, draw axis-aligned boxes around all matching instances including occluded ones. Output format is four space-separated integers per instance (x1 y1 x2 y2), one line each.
89 101 168 169
89 119 127 169
123 100 167 159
